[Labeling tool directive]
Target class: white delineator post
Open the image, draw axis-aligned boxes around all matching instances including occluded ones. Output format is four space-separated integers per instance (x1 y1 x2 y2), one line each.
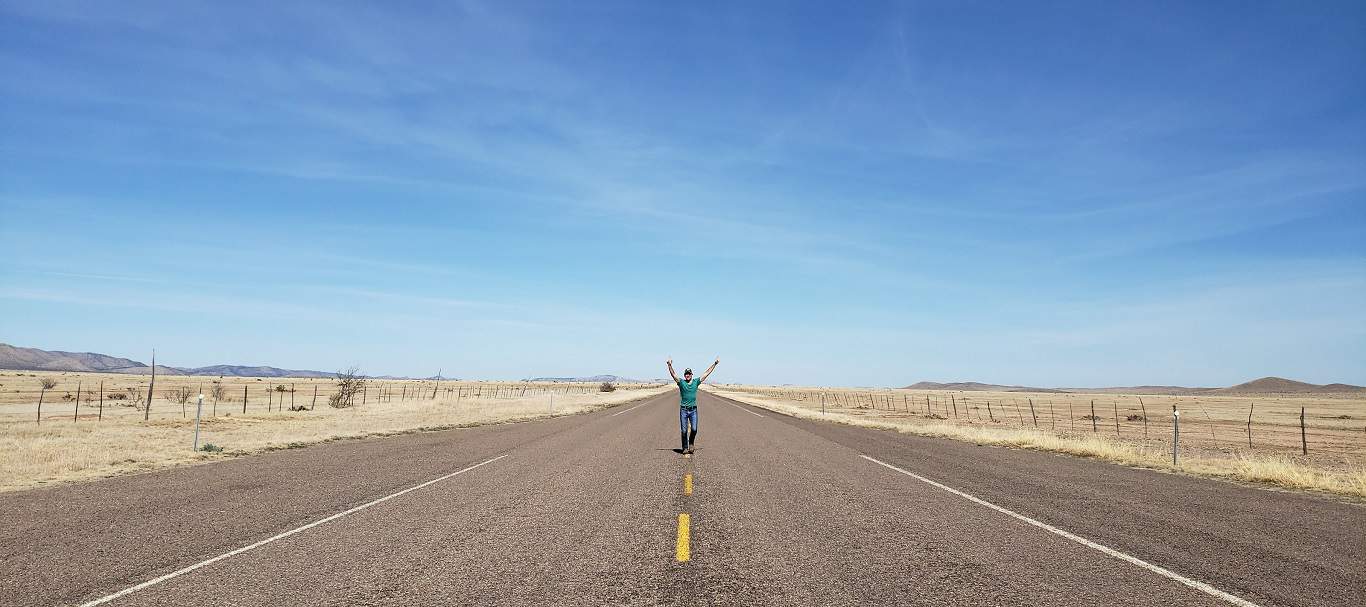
193 394 204 451
1172 405 1180 467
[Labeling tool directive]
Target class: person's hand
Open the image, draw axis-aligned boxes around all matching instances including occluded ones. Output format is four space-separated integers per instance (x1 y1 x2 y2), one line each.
667 357 673 366
713 357 720 366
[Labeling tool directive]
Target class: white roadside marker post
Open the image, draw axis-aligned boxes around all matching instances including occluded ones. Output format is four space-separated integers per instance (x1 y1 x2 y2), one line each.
193 394 204 452
1172 405 1180 467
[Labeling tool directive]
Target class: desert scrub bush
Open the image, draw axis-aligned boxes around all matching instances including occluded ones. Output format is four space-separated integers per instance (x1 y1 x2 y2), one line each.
199 443 225 453
328 366 365 408
599 381 616 393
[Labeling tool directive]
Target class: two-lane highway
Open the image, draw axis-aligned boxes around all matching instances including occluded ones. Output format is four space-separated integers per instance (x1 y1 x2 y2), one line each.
2 390 1361 606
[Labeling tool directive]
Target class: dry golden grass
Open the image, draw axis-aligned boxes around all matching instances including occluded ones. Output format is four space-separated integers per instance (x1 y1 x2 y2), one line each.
711 387 1366 499
0 371 669 492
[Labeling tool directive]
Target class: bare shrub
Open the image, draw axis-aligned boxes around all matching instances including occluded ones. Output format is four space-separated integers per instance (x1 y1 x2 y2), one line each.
599 381 616 393
122 387 146 409
328 367 365 408
165 386 194 416
210 382 227 402
165 386 194 406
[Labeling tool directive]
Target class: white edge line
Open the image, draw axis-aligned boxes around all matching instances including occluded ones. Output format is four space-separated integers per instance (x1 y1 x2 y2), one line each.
719 398 764 417
858 455 1260 607
77 454 508 607
611 402 647 416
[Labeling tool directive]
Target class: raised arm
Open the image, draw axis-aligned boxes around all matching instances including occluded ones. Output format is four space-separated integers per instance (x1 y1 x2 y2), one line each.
699 358 720 383
667 357 679 383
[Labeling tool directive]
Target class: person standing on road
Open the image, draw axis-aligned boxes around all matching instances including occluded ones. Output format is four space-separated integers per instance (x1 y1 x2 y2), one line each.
668 357 718 454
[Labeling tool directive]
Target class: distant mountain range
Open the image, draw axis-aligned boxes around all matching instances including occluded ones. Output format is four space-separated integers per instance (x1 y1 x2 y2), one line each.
0 344 646 382
904 377 1366 395
0 343 334 378
526 375 648 383
8 343 1358 393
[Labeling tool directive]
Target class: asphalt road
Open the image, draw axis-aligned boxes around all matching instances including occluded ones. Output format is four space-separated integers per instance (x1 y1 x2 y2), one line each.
2 390 1362 606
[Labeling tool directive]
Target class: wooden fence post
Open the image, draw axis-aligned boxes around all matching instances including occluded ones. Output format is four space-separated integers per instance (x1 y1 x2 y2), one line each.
987 401 994 422
1139 397 1148 440
1090 400 1097 432
1113 401 1120 436
950 394 958 418
1047 400 1055 429
243 385 248 414
1028 398 1037 427
74 381 82 422
1300 407 1307 455
98 380 104 421
1246 403 1254 448
144 350 156 421
312 385 319 410
1197 401 1216 441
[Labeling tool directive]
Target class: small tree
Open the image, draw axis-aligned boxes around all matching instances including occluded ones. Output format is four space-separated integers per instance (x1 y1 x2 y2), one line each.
210 381 227 416
328 367 365 408
165 386 194 417
36 377 57 424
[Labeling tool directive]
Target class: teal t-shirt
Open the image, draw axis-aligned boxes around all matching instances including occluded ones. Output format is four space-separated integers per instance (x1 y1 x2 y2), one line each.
677 378 700 409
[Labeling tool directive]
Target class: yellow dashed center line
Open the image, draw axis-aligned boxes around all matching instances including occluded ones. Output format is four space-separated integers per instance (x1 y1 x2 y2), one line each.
683 473 693 495
676 513 691 562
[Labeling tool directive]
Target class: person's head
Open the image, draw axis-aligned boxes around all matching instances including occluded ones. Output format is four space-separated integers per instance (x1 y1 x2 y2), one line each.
683 368 693 381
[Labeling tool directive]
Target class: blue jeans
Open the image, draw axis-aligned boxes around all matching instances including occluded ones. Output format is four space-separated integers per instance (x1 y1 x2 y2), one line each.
680 407 698 450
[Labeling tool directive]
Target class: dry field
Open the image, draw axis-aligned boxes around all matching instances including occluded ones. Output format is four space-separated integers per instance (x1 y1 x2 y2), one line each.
0 370 670 492
711 385 1366 498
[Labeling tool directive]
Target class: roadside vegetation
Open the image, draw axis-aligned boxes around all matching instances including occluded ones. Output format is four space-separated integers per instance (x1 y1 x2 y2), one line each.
711 386 1366 499
0 371 670 492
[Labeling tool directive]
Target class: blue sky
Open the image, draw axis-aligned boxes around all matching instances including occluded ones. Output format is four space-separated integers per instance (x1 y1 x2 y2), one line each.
2 1 1363 387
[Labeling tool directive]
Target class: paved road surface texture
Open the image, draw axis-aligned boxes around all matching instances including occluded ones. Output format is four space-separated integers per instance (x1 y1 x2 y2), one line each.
3 391 1362 606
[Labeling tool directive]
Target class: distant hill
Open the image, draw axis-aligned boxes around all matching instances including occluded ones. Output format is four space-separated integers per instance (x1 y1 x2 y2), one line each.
0 343 154 374
174 364 333 379
1214 377 1366 395
906 376 1363 395
0 343 333 379
527 375 643 383
904 381 1068 393
1060 385 1217 396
